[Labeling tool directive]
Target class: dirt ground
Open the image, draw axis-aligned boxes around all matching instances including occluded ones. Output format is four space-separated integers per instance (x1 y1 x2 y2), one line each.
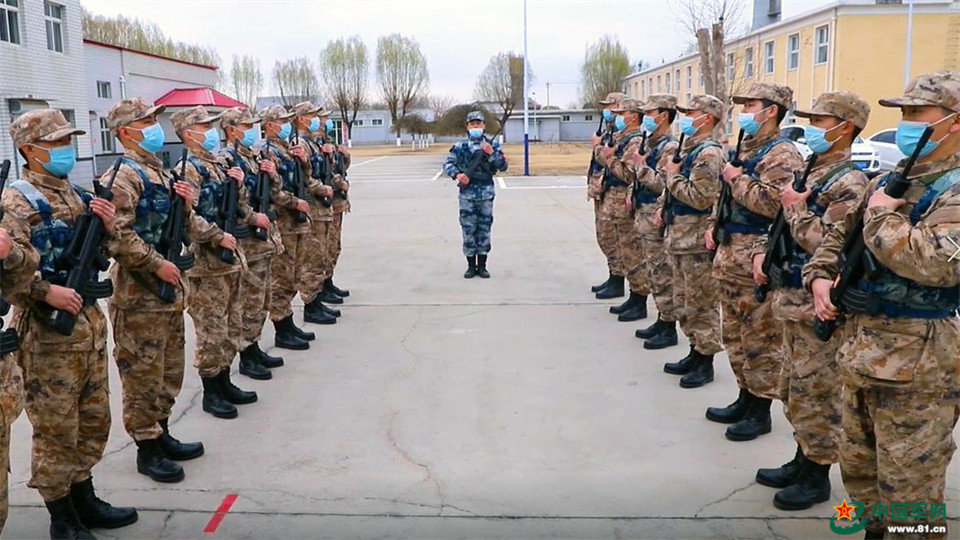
347 142 593 176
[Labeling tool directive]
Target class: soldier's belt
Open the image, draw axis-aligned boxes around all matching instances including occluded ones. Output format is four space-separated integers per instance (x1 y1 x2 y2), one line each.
837 288 956 319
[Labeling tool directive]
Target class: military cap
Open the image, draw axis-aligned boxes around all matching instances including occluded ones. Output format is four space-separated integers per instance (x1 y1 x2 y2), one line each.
291 101 321 117
170 105 223 132
612 98 645 114
9 109 85 149
879 71 960 113
641 94 678 112
795 91 871 129
316 105 331 117
106 97 165 135
599 92 628 105
677 94 725 122
220 107 260 128
260 105 295 124
732 81 794 110
466 111 485 123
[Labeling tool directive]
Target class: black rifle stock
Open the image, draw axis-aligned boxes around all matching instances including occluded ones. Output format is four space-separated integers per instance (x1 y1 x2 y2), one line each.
45 159 121 335
217 140 251 264
713 129 746 247
0 160 18 354
755 153 819 303
289 131 312 222
813 126 934 341
253 141 276 241
156 150 195 303
659 132 685 237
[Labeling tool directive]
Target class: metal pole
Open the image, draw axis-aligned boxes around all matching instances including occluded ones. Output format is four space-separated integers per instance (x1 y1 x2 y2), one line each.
904 0 914 86
523 0 530 177
546 82 551 107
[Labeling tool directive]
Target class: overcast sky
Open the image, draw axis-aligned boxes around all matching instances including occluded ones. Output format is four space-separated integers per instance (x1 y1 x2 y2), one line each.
81 0 834 109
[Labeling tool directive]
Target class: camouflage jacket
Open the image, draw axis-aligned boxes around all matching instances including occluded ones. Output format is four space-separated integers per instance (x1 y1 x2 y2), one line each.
313 132 352 213
222 145 283 263
662 133 725 255
301 132 335 222
3 168 109 352
259 137 312 236
771 149 868 322
632 132 678 238
443 136 508 187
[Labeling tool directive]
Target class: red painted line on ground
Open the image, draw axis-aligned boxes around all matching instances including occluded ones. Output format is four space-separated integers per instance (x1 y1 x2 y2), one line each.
203 493 238 534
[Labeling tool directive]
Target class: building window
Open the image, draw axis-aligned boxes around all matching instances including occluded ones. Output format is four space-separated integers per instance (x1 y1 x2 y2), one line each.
699 72 704 88
745 48 754 78
686 66 692 89
371 118 383 126
584 114 593 122
815 25 829 64
787 33 800 70
96 81 111 99
726 53 735 81
353 119 363 126
640 80 645 98
665 72 671 93
159 151 171 169
657 76 661 92
675 69 680 95
561 115 571 122
99 118 115 153
44 1 64 53
0 0 19 44
764 41 775 74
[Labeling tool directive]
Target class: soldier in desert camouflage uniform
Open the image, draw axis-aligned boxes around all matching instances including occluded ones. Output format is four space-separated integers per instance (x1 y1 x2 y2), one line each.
705 82 804 442
805 71 960 539
107 98 205 484
657 94 726 387
754 91 870 511
316 107 352 301
589 92 628 297
6 109 137 538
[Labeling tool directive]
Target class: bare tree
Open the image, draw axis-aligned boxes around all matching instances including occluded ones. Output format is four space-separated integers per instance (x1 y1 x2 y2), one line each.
229 55 263 110
376 34 430 142
82 8 220 67
579 35 631 107
272 57 319 107
474 53 531 140
428 95 456 121
319 36 369 147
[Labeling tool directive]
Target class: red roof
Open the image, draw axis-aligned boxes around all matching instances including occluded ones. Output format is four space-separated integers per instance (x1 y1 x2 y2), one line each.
154 87 246 108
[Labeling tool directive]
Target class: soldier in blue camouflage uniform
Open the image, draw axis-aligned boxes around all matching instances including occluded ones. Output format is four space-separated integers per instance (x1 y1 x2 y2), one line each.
442 111 508 278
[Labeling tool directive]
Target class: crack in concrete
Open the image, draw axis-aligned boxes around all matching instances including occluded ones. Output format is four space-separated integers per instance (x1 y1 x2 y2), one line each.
98 385 203 464
158 510 174 537
693 480 756 518
764 519 790 540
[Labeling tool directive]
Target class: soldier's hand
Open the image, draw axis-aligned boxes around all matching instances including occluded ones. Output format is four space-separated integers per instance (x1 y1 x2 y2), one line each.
456 173 470 185
812 278 838 320
337 144 349 155
90 198 117 234
258 160 276 175
481 142 494 155
219 233 237 251
337 179 349 192
705 228 717 251
654 208 664 227
752 253 768 286
154 260 181 285
867 190 905 210
321 185 334 199
590 133 602 146
664 158 681 176
227 167 244 185
174 182 195 207
295 199 310 213
322 143 335 155
253 213 271 229
602 145 616 160
0 229 12 260
625 195 634 211
721 163 742 184
292 144 308 163
45 285 83 315
782 185 811 207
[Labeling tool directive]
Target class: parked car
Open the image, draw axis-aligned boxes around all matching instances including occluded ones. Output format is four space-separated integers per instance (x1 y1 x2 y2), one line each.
780 125 883 177
865 128 904 171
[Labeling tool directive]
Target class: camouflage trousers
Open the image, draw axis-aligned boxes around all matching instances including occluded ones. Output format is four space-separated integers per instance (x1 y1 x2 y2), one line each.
188 272 243 378
594 198 621 274
270 232 308 322
109 307 185 441
240 256 273 349
639 231 676 322
458 183 495 256
600 188 646 293
779 321 841 464
0 357 24 531
717 279 783 400
300 219 330 305
671 252 722 355
325 211 344 276
19 347 110 501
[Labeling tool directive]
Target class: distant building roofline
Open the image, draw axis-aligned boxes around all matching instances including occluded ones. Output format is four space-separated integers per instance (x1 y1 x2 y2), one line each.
83 39 219 71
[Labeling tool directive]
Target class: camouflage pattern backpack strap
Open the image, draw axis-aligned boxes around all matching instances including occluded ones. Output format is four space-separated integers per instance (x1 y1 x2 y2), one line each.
9 180 53 219
807 161 859 217
741 136 791 178
910 168 960 225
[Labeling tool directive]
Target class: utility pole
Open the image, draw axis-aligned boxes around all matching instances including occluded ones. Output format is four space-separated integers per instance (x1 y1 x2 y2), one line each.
546 82 550 107
904 0 914 86
523 0 530 177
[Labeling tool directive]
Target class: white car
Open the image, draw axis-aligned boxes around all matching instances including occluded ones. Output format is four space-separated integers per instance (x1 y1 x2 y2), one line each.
864 128 904 171
780 125 883 177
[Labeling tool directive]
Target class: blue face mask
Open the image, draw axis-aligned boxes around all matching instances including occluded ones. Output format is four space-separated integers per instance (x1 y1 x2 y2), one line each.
325 119 335 132
804 123 842 154
468 128 484 139
680 114 707 137
241 126 259 147
895 114 957 159
308 117 321 132
136 122 165 154
602 109 614 122
642 114 659 133
38 144 76 177
278 122 292 140
199 127 219 151
738 106 772 136
614 115 626 131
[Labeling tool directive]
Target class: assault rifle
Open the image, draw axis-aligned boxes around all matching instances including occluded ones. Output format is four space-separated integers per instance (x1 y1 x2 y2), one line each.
660 132 686 237
156 150 195 303
218 140 251 263
44 159 120 335
289 131 315 220
713 129 746 246
252 141 277 241
628 130 648 209
755 153 819 303
813 126 934 341
0 160 18 354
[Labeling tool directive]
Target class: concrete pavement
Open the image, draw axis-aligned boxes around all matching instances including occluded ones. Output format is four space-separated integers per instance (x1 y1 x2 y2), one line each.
3 152 958 539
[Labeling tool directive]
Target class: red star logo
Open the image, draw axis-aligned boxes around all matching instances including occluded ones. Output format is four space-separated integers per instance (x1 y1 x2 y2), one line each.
834 499 855 521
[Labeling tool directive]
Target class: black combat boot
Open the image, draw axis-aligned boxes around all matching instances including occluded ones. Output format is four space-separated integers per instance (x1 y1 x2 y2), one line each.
45 495 95 540
325 277 350 297
69 477 138 530
594 275 625 299
706 388 751 424
617 295 648 322
679 354 714 388
636 317 666 339
725 395 773 441
218 368 258 405
290 317 315 341
464 255 477 279
773 461 831 510
610 291 641 315
663 345 696 375
273 316 309 350
158 417 203 460
643 320 677 349
757 445 805 488
320 288 344 304
134 439 184 483
318 302 341 318
592 272 614 293
239 344 272 380
201 375 238 419
254 342 284 369
304 297 337 325
476 254 490 278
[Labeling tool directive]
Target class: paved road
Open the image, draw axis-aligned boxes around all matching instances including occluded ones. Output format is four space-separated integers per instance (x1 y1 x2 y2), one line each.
4 152 958 539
